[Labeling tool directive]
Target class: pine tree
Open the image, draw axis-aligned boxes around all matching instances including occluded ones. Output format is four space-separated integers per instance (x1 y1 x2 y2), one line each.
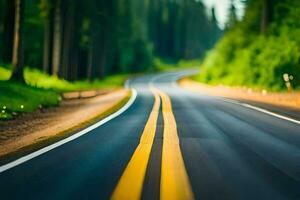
261 0 274 34
51 0 62 76
10 0 25 83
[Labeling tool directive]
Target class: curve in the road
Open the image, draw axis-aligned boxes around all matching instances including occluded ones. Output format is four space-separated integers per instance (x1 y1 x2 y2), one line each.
0 70 300 200
0 89 138 174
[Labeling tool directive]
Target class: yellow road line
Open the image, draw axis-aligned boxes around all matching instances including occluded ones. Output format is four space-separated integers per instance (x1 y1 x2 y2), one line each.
111 88 160 200
155 88 195 200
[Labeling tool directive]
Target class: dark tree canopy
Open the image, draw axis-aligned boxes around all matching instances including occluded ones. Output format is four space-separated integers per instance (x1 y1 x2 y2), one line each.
0 0 222 82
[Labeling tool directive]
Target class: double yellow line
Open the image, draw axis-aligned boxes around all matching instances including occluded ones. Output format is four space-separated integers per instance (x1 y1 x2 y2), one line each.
111 87 194 200
111 88 160 200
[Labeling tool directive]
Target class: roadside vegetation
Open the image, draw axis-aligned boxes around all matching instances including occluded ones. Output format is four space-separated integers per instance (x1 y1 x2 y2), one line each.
0 80 60 120
0 64 129 120
195 0 300 92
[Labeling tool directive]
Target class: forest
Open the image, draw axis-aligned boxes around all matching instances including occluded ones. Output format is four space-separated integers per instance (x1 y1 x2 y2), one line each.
0 0 221 119
0 0 220 82
197 0 300 91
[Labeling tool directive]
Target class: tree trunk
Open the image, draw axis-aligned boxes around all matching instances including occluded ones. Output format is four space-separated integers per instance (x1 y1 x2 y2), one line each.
87 45 93 81
42 10 53 74
61 2 72 79
98 40 106 79
261 0 273 34
10 0 25 83
51 0 62 76
95 31 106 79
3 0 15 63
62 1 78 80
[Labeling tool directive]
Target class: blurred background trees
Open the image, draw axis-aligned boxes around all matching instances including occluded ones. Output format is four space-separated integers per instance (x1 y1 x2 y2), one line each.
198 0 300 91
0 0 221 83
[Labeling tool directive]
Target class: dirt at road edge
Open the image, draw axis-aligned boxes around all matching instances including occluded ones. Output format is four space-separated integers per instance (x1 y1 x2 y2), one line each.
0 89 130 162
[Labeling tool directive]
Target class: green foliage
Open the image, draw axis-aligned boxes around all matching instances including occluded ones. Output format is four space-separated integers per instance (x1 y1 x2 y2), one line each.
24 0 44 68
1 0 221 81
148 0 222 60
114 0 154 73
196 0 300 91
39 0 52 18
0 0 222 119
131 39 154 72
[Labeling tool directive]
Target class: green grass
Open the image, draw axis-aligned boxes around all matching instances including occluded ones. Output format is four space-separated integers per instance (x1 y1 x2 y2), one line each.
0 81 60 120
24 68 129 92
0 66 11 80
0 64 130 120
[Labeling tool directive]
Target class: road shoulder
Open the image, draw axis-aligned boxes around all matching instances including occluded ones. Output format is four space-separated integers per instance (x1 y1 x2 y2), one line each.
0 89 131 164
179 78 300 120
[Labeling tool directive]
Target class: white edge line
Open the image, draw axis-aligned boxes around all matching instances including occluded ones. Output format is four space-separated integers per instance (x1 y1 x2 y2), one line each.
0 89 138 174
177 76 300 126
220 98 300 125
166 76 300 125
241 103 300 125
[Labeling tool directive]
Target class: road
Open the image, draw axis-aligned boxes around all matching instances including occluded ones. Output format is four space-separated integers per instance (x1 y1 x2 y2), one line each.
1 71 300 200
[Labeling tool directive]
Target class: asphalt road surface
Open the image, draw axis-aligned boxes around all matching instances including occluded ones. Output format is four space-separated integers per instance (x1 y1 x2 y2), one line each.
0 71 300 200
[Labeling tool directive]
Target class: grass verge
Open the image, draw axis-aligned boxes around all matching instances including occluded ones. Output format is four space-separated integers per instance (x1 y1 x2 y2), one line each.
0 64 130 120
0 81 61 120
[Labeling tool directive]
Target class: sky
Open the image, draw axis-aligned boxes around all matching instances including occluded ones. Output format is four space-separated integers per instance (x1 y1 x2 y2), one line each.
202 0 245 29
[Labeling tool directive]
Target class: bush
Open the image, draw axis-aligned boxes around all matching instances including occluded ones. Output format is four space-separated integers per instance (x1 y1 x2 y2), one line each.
196 0 300 91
